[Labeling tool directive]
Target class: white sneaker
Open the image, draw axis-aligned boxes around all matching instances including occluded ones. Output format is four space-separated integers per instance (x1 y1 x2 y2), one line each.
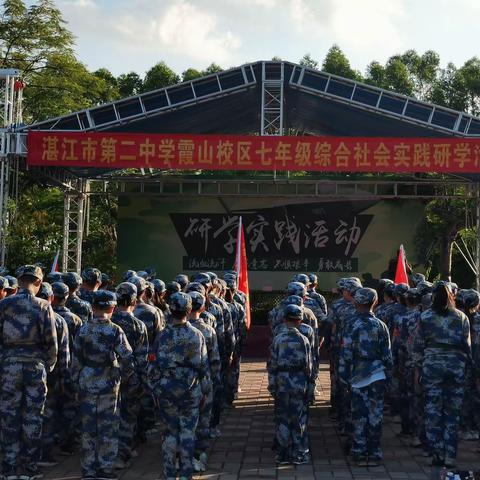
192 458 203 473
460 430 479 441
199 452 208 466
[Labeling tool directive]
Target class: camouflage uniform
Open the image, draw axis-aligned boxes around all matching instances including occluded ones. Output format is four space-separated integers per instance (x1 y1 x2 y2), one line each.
37 283 71 458
63 272 93 323
0 266 58 478
149 292 209 480
187 291 221 457
78 267 102 305
72 290 133 478
413 282 471 465
339 288 392 462
268 304 313 463
51 282 83 453
112 282 149 463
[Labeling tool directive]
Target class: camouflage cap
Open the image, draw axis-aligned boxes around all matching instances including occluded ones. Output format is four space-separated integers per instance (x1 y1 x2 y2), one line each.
185 282 206 295
4 275 17 290
16 265 44 281
286 294 303 306
394 283 410 297
0 276 8 289
166 281 181 294
39 282 53 299
122 269 137 282
343 278 362 294
62 272 83 289
449 282 459 294
378 278 394 288
101 273 110 285
81 267 102 284
116 282 137 302
93 289 117 308
194 272 212 286
463 289 480 309
284 304 303 320
336 278 348 289
432 280 452 294
286 281 307 297
224 276 237 289
0 266 8 276
384 282 396 296
46 272 63 283
152 279 166 293
354 287 378 305
169 292 192 313
417 280 433 296
206 272 218 281
410 273 426 286
174 274 189 289
308 273 318 284
144 266 156 280
136 270 149 279
293 273 310 286
52 281 69 298
224 270 238 279
128 275 147 293
406 287 422 303
145 281 154 294
188 291 205 311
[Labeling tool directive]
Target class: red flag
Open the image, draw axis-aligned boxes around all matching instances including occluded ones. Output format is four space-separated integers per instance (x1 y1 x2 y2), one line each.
234 217 251 330
51 250 60 273
394 245 409 285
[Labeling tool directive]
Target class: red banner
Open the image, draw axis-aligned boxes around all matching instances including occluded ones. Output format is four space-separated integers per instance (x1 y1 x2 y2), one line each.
27 131 480 173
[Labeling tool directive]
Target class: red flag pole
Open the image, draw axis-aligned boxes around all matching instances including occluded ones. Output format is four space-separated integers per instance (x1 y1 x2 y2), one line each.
234 217 251 330
394 244 409 285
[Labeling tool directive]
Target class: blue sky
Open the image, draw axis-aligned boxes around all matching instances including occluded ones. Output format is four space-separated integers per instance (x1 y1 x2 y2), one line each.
56 0 480 77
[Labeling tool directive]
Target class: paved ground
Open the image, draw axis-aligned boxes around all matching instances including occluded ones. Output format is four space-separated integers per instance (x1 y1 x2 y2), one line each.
43 360 480 480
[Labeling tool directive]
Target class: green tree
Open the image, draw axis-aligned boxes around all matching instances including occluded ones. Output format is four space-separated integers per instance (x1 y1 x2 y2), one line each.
93 67 120 103
299 53 318 69
202 63 223 75
322 45 362 80
182 68 202 82
117 71 143 97
141 61 180 92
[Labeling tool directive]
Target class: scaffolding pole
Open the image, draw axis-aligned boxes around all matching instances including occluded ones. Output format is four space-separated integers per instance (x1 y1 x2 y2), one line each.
62 179 86 273
260 62 284 180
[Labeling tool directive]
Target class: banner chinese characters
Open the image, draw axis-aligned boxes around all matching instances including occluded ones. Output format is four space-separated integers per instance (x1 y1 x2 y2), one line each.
27 131 480 173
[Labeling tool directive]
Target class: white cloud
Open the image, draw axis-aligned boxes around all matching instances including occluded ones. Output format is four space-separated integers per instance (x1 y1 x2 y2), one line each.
151 1 241 63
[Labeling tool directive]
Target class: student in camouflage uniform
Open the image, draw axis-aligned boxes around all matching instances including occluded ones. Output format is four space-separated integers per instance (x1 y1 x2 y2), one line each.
175 274 189 292
111 282 149 469
72 290 133 480
4 275 17 297
79 267 102 305
63 272 93 323
130 274 165 439
268 304 313 465
0 265 58 480
456 289 480 440
339 287 392 467
0 275 8 300
51 281 84 456
187 291 221 472
413 281 471 468
36 282 70 467
149 292 209 480
223 276 247 404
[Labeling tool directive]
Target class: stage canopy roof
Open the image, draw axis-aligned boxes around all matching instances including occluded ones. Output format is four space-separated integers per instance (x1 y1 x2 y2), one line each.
21 61 480 180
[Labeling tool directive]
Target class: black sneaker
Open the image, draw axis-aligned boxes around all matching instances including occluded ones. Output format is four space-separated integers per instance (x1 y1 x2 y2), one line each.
292 453 310 465
37 455 58 468
96 472 118 480
275 452 290 465
352 455 368 467
1 468 17 480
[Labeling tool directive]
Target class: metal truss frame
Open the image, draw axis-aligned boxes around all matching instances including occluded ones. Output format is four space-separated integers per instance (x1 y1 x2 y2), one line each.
62 179 87 273
92 176 475 200
261 62 284 136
